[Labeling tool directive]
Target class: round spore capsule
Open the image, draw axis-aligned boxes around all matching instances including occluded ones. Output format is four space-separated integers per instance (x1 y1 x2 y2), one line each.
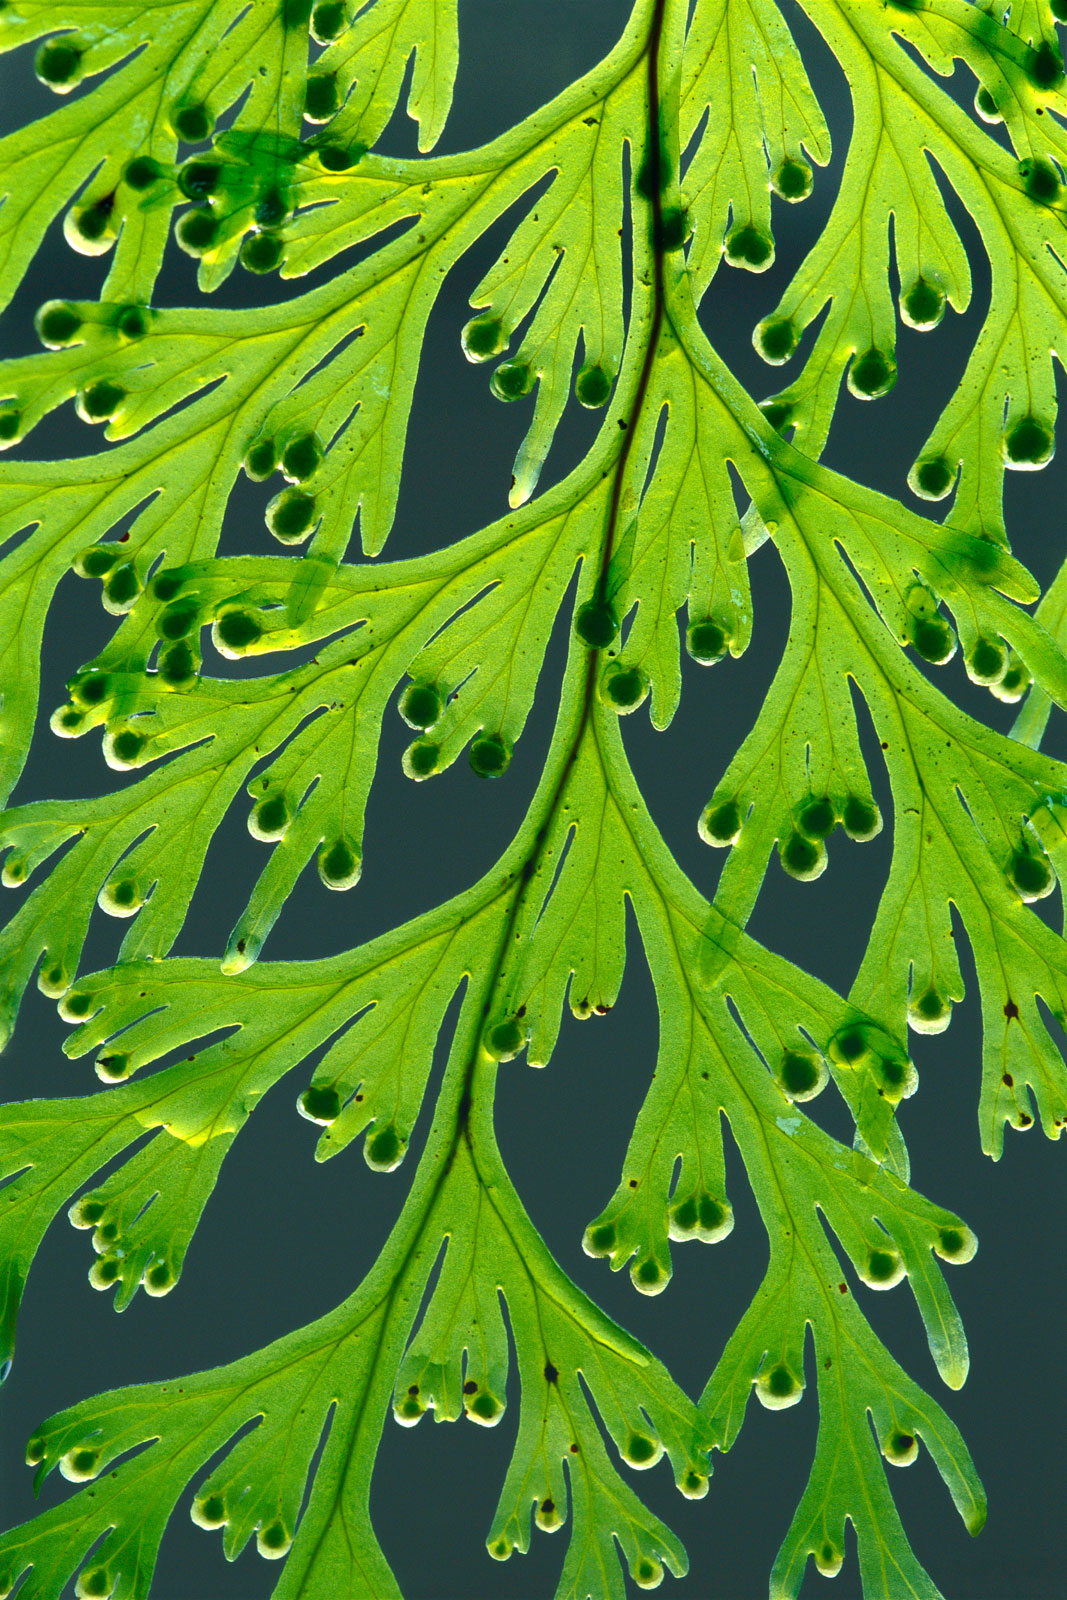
299 1084 341 1124
399 681 442 730
215 609 262 652
912 615 956 664
159 639 197 685
69 201 113 248
255 187 288 228
71 1195 106 1227
467 1391 502 1424
865 1247 902 1286
304 71 340 121
490 361 533 402
877 1053 910 1093
797 797 835 839
830 1024 869 1066
908 988 951 1035
241 232 284 274
172 103 213 143
192 1494 227 1528
36 301 82 346
103 561 139 608
842 795 881 841
975 85 1001 122
460 314 506 363
61 1446 101 1481
318 836 361 889
901 278 945 330
754 317 797 363
936 1225 974 1261
1020 156 1060 203
601 663 647 713
756 1363 802 1409
79 380 125 422
760 405 795 444
699 797 742 846
911 455 955 499
669 1196 698 1235
575 364 612 407
1009 847 1054 902
724 223 773 270
176 208 219 254
584 1220 616 1256
1027 39 1064 89
159 601 198 639
1004 415 1054 469
780 831 826 880
117 305 149 340
573 599 617 648
402 738 439 780
244 438 277 479
249 793 289 840
266 487 317 543
257 1521 291 1558
847 347 896 399
311 0 346 37
697 1195 729 1237
281 432 322 482
632 1257 667 1293
484 1018 525 1061
70 670 109 706
152 570 185 603
0 403 20 443
318 144 355 171
966 637 1007 686
772 157 812 201
686 617 727 663
394 1392 425 1424
123 156 163 190
178 159 222 200
623 1430 661 1465
96 1047 133 1078
991 661 1029 703
469 732 511 778
779 1048 825 1100
884 1429 918 1466
365 1124 404 1170
766 1365 796 1398
110 728 145 766
144 1261 173 1294
35 37 83 89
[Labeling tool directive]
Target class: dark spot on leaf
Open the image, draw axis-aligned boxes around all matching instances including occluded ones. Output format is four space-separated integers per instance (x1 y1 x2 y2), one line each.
544 1362 559 1383
1004 998 1019 1020
1002 1073 1014 1087
463 1380 478 1394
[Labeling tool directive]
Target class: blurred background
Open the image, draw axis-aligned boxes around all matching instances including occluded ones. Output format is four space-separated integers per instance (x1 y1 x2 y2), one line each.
0 1 1065 1595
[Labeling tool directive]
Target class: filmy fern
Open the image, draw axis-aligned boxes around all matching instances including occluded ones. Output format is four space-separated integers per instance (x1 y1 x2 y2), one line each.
0 0 1065 1593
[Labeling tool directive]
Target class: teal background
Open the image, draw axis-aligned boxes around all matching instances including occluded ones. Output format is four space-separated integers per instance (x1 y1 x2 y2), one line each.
0 2 1065 1595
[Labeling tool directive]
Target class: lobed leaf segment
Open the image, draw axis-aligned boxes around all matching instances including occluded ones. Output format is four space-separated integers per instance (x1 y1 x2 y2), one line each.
2 0 1067 1595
